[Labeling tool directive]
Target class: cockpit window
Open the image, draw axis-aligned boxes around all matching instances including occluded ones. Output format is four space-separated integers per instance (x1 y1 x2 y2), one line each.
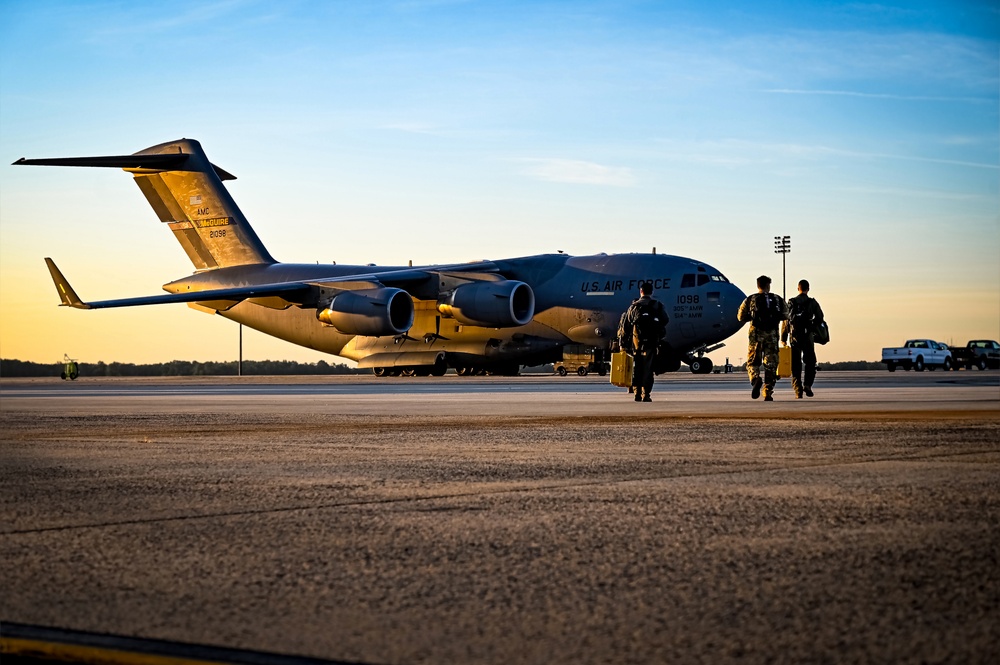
680 274 696 288
698 274 710 286
710 274 729 283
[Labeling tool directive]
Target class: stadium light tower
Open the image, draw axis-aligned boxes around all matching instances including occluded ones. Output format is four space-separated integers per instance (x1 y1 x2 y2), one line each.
774 235 791 299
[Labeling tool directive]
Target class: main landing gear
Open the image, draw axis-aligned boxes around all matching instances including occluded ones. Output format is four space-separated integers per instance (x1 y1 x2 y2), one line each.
687 356 714 374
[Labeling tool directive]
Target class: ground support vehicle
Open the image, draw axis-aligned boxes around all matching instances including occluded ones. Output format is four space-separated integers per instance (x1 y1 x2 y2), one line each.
554 345 609 376
60 354 79 380
881 339 952 372
949 340 1000 370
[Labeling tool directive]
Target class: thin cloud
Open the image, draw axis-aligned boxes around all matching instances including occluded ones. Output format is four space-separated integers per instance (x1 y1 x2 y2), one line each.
381 122 444 135
517 158 635 187
763 88 992 104
89 0 253 38
657 139 999 171
835 185 991 202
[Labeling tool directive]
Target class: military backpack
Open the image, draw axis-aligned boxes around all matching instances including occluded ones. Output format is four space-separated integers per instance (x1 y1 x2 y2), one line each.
750 293 783 330
789 297 813 334
631 300 666 352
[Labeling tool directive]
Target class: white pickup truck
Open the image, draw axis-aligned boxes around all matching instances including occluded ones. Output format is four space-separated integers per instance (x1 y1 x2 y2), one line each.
881 339 953 372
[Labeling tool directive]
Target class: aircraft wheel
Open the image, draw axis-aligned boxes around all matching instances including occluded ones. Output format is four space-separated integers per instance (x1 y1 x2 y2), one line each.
372 367 387 377
402 368 416 377
577 366 588 376
431 360 447 376
557 366 567 376
689 357 713 374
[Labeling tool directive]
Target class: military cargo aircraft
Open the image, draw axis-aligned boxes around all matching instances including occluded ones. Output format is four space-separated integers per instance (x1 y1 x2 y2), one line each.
15 139 747 376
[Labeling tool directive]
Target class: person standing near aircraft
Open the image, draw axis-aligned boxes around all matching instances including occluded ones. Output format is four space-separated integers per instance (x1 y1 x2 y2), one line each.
781 279 824 398
619 281 668 402
737 275 787 401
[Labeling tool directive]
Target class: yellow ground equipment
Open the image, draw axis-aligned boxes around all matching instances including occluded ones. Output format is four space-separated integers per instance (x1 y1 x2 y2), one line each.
60 354 79 380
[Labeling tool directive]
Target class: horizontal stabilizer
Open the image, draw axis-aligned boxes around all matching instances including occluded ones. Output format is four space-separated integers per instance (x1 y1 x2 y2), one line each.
13 154 236 180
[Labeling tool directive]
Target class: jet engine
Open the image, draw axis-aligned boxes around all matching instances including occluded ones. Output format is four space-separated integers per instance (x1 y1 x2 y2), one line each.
437 280 535 328
317 288 414 336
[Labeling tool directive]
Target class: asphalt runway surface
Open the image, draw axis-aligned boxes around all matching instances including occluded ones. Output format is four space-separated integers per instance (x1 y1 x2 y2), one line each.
2 371 999 664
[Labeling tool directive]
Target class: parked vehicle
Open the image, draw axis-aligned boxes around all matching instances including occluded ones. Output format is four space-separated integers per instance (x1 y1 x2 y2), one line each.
554 345 608 376
948 340 1000 370
881 339 952 372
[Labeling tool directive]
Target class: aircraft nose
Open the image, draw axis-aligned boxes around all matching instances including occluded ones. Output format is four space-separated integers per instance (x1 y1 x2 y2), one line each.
718 282 747 337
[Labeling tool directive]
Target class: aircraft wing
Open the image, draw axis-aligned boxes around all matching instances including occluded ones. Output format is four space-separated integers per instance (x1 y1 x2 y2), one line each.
44 258 500 310
311 261 500 289
45 258 313 310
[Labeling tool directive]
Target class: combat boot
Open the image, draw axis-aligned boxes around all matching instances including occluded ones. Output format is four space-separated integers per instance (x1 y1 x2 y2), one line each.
804 386 814 397
751 377 762 399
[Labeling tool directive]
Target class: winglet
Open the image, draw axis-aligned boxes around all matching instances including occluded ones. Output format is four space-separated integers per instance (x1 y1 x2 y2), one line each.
44 258 91 309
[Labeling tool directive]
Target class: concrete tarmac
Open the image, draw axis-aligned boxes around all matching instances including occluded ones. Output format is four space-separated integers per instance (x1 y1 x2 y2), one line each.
1 371 998 664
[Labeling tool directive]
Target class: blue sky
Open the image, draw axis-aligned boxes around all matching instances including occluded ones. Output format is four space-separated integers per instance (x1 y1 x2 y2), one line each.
1 0 997 365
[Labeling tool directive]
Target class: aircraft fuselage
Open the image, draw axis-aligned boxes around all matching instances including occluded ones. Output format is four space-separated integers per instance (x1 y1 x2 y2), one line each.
166 252 746 371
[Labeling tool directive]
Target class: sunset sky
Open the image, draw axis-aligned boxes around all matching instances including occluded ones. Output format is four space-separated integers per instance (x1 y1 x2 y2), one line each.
1 0 997 367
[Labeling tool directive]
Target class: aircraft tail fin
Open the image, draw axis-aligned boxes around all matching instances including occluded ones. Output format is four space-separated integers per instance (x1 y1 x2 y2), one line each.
16 139 275 270
45 258 91 309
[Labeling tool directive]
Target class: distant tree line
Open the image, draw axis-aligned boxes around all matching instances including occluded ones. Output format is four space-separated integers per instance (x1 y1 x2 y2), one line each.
816 360 884 371
3 358 886 378
1 359 365 378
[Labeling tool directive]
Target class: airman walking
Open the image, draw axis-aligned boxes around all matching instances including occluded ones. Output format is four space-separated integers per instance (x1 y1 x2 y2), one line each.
737 275 787 401
619 281 668 402
782 279 824 398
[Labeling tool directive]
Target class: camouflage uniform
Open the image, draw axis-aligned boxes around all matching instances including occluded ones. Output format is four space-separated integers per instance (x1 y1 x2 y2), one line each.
737 292 787 398
781 293 824 397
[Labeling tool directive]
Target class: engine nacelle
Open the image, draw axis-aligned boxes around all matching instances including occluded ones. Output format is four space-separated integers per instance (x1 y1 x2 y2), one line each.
317 288 414 336
437 280 534 328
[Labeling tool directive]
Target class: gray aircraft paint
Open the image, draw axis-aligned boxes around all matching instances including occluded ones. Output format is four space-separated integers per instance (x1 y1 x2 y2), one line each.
17 139 747 374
